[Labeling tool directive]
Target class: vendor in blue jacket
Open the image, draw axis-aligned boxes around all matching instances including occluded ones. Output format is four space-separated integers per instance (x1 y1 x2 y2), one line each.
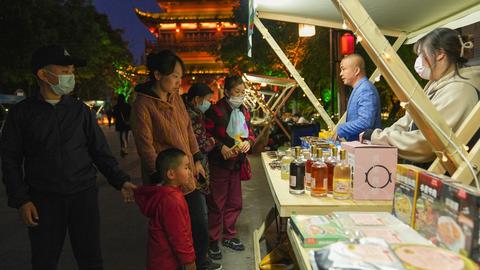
334 54 381 141
1 45 137 270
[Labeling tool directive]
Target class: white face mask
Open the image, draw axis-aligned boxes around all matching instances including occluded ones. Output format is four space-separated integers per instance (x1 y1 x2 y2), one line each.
45 70 75 95
228 95 244 108
414 54 431 80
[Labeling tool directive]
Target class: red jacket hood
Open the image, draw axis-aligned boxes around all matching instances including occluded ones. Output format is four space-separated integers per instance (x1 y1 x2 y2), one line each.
134 185 181 218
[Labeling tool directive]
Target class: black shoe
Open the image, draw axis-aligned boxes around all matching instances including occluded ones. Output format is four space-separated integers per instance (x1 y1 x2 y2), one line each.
208 241 222 260
200 257 222 270
222 238 245 251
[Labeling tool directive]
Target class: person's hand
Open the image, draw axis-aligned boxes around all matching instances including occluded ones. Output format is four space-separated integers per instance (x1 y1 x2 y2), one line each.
209 137 216 145
359 132 365 143
184 262 196 270
121 181 137 203
221 145 235 160
239 141 251 153
195 160 206 178
19 202 39 227
332 133 338 142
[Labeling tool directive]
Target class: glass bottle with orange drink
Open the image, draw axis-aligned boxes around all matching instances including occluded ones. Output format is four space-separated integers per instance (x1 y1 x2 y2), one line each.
325 145 338 193
311 148 328 197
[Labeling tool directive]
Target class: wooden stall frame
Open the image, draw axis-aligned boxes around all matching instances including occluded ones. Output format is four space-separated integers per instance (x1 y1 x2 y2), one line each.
254 16 335 129
331 0 470 178
254 1 479 185
242 74 298 141
429 103 480 175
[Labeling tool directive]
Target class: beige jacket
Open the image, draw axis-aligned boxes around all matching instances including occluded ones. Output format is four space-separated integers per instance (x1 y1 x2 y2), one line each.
131 82 200 193
371 66 480 163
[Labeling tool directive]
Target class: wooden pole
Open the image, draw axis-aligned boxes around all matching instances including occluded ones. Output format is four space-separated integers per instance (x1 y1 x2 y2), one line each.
254 16 335 129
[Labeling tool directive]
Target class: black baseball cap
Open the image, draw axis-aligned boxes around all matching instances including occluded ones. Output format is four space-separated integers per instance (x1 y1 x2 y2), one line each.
31 45 86 74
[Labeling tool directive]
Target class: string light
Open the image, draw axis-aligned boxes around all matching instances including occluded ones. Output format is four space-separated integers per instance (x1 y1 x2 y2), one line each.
400 101 409 109
356 35 363 44
375 75 381 82
342 20 348 30
464 145 470 151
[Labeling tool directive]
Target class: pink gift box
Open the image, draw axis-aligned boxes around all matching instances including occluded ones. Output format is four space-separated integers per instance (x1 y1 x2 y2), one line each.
341 141 397 200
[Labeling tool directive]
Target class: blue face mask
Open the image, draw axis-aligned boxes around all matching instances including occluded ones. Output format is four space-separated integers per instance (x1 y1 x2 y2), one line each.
197 100 211 113
45 70 75 96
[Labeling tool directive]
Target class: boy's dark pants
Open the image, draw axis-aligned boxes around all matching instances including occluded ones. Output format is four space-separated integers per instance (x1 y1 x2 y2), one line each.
28 186 103 270
185 189 209 266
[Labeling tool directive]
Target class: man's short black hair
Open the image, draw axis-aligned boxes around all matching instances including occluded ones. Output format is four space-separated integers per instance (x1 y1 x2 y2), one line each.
150 148 187 185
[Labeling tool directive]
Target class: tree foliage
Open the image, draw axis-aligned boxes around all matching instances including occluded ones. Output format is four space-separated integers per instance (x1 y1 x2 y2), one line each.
0 0 133 100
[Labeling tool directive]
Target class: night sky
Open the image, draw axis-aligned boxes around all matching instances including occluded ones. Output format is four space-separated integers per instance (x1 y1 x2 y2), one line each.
93 0 161 64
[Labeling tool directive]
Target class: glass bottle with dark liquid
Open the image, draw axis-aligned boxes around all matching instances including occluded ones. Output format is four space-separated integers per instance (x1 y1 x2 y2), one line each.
325 146 338 193
304 145 317 191
311 148 328 197
289 147 305 195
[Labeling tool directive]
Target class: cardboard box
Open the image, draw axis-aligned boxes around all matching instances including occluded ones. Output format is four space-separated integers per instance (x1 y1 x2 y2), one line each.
290 215 347 248
414 171 456 243
393 164 424 227
341 141 397 200
438 182 480 263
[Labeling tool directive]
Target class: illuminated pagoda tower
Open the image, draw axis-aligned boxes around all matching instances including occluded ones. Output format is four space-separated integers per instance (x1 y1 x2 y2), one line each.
135 0 241 97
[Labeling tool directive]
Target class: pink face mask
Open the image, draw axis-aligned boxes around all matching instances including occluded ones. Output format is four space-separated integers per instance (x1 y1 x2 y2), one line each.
414 54 431 80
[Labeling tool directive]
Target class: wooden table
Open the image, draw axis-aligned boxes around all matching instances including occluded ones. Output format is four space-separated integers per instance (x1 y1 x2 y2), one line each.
286 222 315 270
286 218 433 270
253 152 393 268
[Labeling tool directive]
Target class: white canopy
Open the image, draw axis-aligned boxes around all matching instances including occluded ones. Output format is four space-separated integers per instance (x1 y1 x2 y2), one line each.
255 0 480 43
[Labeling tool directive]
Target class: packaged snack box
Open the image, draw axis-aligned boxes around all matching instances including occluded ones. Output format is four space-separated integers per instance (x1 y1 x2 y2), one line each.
438 182 480 263
341 141 397 200
392 244 478 270
289 215 347 248
393 164 424 227
414 171 456 244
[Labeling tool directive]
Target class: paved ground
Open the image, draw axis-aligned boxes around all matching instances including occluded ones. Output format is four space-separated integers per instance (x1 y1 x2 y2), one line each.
0 126 273 269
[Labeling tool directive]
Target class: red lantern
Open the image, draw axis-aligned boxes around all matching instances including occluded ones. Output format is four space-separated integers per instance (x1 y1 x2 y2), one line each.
340 33 355 55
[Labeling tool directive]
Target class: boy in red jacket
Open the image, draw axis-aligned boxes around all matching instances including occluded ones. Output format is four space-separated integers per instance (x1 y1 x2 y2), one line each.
135 148 196 270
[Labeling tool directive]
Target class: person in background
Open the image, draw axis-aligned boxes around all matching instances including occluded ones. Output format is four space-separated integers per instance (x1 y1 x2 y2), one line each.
1 45 136 270
334 54 382 141
113 94 131 157
292 113 310 124
135 148 197 270
361 28 479 166
131 50 220 270
105 104 113 128
182 83 216 193
205 75 255 260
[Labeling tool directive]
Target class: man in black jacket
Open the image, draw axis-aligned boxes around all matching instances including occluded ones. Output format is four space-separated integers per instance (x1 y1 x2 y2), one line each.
0 45 137 270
